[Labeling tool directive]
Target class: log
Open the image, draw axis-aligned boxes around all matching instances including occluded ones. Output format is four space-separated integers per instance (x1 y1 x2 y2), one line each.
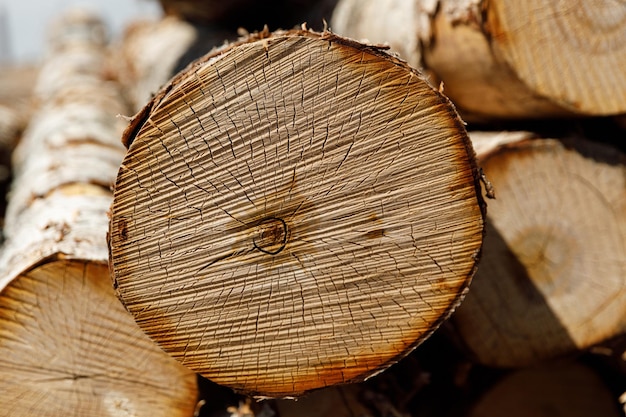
468 362 622 417
158 0 257 23
114 17 200 111
0 9 198 416
452 132 626 367
108 28 486 397
331 0 626 120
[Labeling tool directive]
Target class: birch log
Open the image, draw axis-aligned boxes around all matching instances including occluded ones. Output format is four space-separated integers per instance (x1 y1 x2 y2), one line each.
452 132 626 367
0 10 198 416
108 29 486 397
331 0 626 120
114 17 199 111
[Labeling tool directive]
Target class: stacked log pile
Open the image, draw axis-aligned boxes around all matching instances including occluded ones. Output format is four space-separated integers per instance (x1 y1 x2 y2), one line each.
330 0 626 416
332 0 626 121
0 9 198 417
1 1 625 417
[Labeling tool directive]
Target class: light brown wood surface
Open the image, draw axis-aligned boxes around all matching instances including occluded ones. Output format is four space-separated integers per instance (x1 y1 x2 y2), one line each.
0 9 198 416
453 133 626 367
109 29 486 397
331 0 626 120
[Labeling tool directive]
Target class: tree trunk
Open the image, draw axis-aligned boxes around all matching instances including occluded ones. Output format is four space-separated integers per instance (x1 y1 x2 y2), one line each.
108 28 486 398
0 9 198 416
468 362 622 417
331 0 626 120
452 132 626 367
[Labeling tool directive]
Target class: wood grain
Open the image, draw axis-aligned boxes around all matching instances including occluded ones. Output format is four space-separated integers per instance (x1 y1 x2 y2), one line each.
109 29 485 397
454 133 626 367
0 9 198 416
332 0 626 119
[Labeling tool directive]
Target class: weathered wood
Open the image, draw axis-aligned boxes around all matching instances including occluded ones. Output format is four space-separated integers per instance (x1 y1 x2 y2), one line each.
0 105 20 185
108 28 486 397
468 362 622 417
453 132 626 367
331 0 626 120
0 65 38 108
0 10 198 416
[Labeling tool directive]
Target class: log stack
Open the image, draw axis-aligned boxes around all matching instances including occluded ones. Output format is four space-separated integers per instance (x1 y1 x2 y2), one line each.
0 9 198 416
333 0 626 358
1 1 625 416
454 132 626 367
331 0 626 121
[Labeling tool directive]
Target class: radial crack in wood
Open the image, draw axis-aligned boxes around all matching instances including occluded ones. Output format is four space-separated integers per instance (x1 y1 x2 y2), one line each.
109 29 486 397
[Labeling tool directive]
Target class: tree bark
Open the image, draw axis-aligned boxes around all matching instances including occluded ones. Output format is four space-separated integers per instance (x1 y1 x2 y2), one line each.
108 28 486 397
0 9 198 416
452 132 626 367
114 16 200 112
331 0 626 120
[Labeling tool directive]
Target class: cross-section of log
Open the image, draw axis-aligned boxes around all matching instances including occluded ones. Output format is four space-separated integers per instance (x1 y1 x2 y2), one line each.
331 0 626 120
0 9 198 417
453 132 626 367
108 29 486 397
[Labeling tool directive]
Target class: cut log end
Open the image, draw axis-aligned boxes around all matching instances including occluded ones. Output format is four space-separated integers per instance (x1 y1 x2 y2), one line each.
109 30 486 396
455 134 626 367
485 0 626 115
0 260 198 417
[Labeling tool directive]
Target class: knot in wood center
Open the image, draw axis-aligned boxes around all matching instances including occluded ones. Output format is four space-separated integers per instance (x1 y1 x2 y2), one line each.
252 217 288 255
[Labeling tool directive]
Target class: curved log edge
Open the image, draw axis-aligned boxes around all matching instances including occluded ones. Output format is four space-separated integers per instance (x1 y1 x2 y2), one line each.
109 28 486 397
456 133 626 367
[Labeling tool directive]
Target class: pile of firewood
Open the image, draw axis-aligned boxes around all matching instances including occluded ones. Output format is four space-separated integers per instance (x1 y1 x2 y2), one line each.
0 1 624 416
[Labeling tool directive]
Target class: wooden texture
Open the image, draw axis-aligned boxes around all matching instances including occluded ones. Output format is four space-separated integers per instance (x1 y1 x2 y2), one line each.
453 133 626 367
331 0 626 120
114 17 199 111
108 29 486 397
468 362 622 417
0 10 198 416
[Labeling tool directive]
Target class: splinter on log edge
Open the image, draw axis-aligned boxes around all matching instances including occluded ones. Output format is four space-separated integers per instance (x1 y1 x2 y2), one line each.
109 28 487 398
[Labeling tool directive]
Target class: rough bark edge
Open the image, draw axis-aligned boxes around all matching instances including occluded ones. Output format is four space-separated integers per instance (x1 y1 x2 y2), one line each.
112 27 487 397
